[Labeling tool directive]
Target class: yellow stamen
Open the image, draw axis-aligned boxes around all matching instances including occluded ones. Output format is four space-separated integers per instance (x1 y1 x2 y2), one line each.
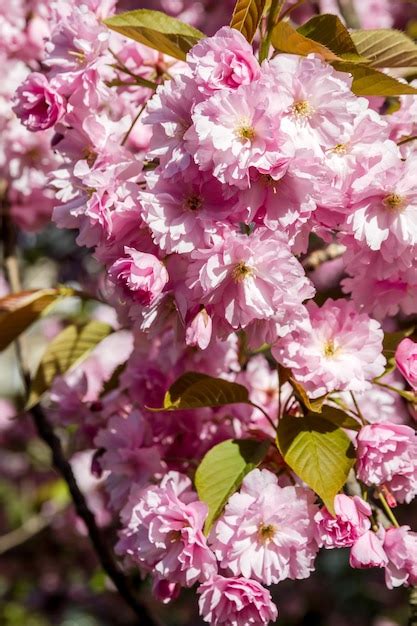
258 523 277 543
292 100 314 119
231 261 253 283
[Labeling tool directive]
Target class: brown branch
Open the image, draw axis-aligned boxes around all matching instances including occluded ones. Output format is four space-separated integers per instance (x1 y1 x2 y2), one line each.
1 190 157 625
409 587 417 626
30 405 156 625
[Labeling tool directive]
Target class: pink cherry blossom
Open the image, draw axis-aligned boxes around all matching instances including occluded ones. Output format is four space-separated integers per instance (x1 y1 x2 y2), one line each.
211 469 319 585
140 166 238 253
186 308 213 350
187 26 260 94
94 410 163 510
383 526 417 588
198 575 278 626
117 471 217 586
395 338 417 390
13 73 66 131
346 148 417 258
264 53 368 151
189 80 293 188
108 247 169 306
356 423 417 504
315 494 372 549
142 71 202 178
349 530 388 569
186 227 314 332
273 299 385 398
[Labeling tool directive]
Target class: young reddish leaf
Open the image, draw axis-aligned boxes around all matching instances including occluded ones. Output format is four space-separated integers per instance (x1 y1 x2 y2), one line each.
0 287 76 352
230 0 267 43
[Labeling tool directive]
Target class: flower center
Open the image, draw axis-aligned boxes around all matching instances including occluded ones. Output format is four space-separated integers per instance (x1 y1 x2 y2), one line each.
261 174 280 191
231 261 253 283
383 193 405 211
323 339 338 358
82 146 98 167
68 49 86 65
235 117 256 141
291 100 314 119
258 523 277 543
185 193 203 211
331 143 348 155
167 530 182 543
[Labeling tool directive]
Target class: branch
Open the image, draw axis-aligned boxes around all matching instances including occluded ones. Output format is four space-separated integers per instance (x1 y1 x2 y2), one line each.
410 587 417 626
1 191 157 625
30 405 157 624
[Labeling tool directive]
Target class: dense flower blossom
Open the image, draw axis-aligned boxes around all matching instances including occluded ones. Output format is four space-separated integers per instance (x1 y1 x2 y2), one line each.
117 471 217 586
395 338 417 390
198 575 278 626
8 4 417 619
383 526 417 588
212 469 319 585
356 423 417 504
315 495 372 549
273 299 385 398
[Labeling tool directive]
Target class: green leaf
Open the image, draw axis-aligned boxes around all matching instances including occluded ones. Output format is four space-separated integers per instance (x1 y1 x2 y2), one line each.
271 20 342 61
289 377 327 413
320 405 361 431
26 321 113 409
104 10 204 60
195 438 270 534
148 372 250 411
351 28 417 68
298 13 364 62
276 412 356 512
333 61 417 95
230 0 267 43
0 287 76 352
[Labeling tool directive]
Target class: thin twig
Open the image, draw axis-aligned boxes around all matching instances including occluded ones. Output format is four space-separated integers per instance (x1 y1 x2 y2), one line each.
249 401 277 431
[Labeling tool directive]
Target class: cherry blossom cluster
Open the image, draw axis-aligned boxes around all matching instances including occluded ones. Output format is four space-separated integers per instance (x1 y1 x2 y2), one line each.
0 0 63 231
11 1 417 624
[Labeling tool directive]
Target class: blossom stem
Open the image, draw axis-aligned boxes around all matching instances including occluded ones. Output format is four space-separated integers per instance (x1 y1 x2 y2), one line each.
398 135 417 147
374 380 416 402
259 0 285 63
377 491 400 528
121 102 147 146
349 391 367 425
249 401 277 431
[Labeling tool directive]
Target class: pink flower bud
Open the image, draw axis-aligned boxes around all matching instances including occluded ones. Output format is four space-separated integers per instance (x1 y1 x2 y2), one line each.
350 530 388 569
395 338 417 390
108 248 169 306
186 309 212 350
13 73 66 131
